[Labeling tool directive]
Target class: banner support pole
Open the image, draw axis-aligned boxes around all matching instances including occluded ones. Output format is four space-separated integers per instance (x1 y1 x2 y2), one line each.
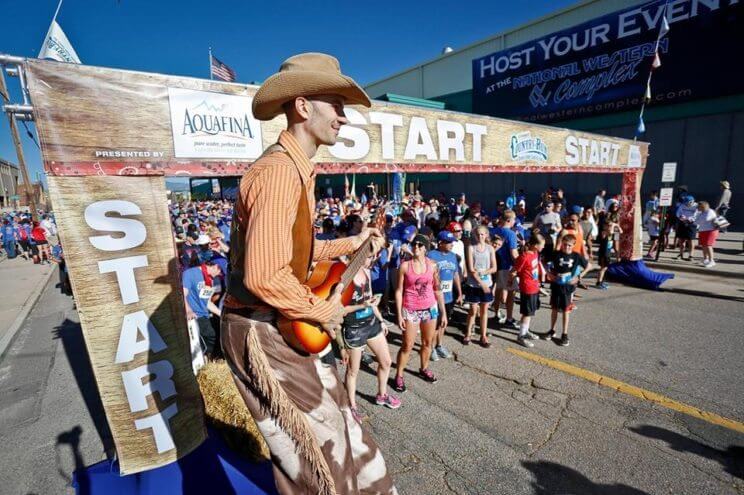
0 65 38 219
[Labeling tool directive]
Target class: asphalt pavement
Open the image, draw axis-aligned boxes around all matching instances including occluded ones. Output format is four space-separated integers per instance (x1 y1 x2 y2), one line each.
0 241 742 494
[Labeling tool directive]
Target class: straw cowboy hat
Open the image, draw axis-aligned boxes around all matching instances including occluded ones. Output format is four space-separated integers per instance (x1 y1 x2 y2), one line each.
252 52 371 121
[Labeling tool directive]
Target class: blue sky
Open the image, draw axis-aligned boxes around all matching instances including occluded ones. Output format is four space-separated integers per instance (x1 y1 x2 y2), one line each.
0 0 577 184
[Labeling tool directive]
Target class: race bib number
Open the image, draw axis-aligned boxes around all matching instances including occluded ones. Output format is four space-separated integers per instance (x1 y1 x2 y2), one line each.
440 280 453 293
199 286 215 299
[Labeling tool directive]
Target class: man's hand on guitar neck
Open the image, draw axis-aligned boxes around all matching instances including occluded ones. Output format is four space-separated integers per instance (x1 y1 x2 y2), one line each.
320 283 345 339
355 227 385 255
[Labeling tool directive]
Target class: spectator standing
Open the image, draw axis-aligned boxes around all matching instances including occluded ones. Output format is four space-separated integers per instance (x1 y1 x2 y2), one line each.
694 201 719 267
675 196 698 261
715 181 731 226
593 189 606 214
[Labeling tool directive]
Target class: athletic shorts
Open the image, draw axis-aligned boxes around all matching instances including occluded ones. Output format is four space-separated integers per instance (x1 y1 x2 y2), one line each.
402 305 439 325
342 320 383 349
519 293 540 317
649 235 659 241
495 269 518 291
464 284 494 304
34 240 48 246
698 229 718 247
550 284 575 312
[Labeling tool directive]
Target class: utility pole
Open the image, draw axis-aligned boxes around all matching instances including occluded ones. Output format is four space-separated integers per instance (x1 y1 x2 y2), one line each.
0 59 38 219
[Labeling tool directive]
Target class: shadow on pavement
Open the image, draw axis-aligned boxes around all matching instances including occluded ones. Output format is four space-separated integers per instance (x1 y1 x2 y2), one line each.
630 425 744 481
522 460 650 494
56 425 89 495
660 287 744 303
52 319 115 458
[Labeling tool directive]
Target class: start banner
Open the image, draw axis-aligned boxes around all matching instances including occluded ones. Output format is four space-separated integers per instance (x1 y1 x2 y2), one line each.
25 59 648 177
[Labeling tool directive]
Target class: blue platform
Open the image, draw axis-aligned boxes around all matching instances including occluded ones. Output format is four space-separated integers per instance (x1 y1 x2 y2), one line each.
73 429 277 495
607 259 674 290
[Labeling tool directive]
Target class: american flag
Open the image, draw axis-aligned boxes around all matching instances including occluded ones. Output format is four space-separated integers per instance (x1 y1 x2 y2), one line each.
211 54 237 82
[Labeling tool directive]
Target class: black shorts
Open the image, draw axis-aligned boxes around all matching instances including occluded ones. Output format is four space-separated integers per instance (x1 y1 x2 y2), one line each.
649 235 659 241
550 284 575 312
35 240 48 246
342 320 382 349
676 223 696 240
464 284 494 304
18 240 29 251
519 293 540 317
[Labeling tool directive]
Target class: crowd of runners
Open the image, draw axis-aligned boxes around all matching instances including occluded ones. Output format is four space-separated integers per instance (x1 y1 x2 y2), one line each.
1 180 730 421
167 182 731 421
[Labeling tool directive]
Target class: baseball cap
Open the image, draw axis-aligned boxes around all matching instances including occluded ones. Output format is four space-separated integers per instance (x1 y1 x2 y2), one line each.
438 230 455 243
571 205 583 214
403 225 417 240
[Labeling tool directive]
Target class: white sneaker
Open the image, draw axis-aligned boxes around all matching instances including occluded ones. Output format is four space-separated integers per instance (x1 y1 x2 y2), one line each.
701 259 711 266
705 261 716 268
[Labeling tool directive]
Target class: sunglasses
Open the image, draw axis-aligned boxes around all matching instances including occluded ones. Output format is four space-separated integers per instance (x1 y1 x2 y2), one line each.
412 242 426 248
453 229 463 233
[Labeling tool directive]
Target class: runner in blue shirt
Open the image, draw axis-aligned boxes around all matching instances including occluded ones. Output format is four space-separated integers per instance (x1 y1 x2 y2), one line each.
427 230 462 361
182 260 223 358
1 220 17 259
491 210 521 330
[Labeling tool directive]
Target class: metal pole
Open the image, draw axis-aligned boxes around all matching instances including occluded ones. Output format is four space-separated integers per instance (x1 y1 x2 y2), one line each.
0 67 38 219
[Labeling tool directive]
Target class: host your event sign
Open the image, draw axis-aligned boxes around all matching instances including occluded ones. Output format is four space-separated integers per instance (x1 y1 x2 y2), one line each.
24 59 648 473
473 0 743 123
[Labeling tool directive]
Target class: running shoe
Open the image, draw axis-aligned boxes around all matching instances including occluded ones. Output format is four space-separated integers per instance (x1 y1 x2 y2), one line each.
419 368 438 383
557 334 570 347
430 348 440 362
517 336 535 348
436 345 453 359
540 330 556 341
706 261 716 268
701 259 710 266
375 393 402 409
502 318 520 331
350 407 364 424
524 331 540 340
392 375 406 393
596 282 609 290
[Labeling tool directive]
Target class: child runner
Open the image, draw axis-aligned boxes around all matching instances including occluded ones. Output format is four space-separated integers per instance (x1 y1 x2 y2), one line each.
541 234 591 346
393 234 447 391
340 255 401 423
427 230 462 361
645 209 661 259
490 210 520 331
512 233 545 347
463 225 497 347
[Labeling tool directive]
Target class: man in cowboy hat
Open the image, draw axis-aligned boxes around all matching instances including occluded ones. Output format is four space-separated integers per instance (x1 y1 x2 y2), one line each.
222 53 396 495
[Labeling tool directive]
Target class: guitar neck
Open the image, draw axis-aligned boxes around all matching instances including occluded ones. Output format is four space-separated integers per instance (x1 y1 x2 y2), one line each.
339 237 373 289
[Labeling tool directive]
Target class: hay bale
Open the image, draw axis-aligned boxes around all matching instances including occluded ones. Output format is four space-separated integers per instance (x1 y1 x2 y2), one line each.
197 360 270 462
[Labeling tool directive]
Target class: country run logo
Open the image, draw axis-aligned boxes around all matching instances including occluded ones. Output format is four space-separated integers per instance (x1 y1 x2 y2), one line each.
510 132 548 162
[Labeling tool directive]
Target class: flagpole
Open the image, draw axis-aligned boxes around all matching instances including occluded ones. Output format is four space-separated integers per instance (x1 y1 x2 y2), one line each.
208 47 213 80
52 0 64 22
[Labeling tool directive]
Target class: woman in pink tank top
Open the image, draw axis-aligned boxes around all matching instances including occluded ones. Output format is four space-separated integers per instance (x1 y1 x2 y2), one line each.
393 234 447 392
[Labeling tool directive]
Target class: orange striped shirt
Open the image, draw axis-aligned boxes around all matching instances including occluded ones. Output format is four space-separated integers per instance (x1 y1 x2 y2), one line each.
235 130 357 323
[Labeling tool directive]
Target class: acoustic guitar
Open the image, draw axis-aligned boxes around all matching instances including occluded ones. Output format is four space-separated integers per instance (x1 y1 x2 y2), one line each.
277 205 387 354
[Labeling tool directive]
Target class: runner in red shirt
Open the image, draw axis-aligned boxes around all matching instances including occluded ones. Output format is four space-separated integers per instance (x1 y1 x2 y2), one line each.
512 233 545 348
